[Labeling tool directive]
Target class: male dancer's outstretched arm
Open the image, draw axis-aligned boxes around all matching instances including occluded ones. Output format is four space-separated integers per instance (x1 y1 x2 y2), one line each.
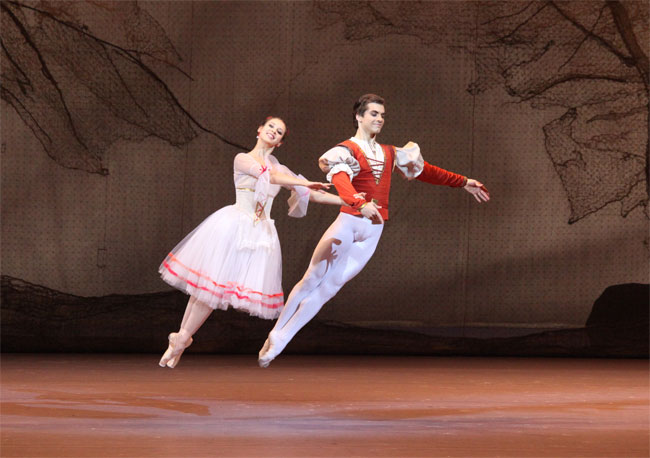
258 94 489 367
401 141 489 202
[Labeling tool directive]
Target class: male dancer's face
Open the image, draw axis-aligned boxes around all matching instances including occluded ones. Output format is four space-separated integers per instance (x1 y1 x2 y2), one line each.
356 102 385 137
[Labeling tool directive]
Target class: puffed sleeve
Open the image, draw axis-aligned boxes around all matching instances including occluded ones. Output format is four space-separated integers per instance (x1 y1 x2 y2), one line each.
234 153 271 203
395 143 467 187
273 161 310 218
318 146 361 183
234 152 266 177
394 142 424 180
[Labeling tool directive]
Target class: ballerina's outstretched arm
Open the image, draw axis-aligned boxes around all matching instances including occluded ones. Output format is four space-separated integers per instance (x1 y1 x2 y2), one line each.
269 169 330 191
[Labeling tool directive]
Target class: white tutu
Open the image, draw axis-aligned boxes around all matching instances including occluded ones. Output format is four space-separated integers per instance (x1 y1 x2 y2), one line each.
159 153 310 320
159 204 284 319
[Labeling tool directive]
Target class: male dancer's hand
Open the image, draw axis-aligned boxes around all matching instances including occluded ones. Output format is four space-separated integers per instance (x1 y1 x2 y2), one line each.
360 202 384 224
463 179 490 202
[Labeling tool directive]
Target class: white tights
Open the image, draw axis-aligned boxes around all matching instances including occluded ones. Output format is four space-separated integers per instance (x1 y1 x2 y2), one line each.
268 213 384 355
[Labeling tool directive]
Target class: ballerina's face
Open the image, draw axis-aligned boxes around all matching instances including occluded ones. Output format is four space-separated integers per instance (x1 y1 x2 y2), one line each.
257 118 286 147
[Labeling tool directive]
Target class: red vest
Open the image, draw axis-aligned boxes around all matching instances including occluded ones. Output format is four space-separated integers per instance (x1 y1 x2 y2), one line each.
338 140 395 220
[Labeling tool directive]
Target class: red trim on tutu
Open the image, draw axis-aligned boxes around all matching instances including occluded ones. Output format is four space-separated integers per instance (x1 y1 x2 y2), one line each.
167 253 283 298
162 258 283 309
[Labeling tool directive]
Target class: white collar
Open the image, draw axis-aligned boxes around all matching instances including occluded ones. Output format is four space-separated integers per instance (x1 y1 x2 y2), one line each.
350 136 378 150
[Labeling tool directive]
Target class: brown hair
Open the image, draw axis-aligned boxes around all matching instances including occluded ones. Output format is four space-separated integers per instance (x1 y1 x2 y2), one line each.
260 116 288 140
353 94 385 128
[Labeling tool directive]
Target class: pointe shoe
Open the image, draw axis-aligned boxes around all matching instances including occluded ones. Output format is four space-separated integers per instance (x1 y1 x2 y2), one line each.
258 332 286 368
159 332 193 368
166 335 193 368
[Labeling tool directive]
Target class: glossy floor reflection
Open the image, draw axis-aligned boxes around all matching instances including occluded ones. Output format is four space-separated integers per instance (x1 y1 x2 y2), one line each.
1 355 648 457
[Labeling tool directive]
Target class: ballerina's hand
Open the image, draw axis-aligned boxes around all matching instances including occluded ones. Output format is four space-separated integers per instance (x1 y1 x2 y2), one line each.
306 181 331 191
464 179 490 202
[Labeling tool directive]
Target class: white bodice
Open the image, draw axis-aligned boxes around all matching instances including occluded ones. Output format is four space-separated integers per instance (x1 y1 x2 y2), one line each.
234 189 276 221
233 153 309 221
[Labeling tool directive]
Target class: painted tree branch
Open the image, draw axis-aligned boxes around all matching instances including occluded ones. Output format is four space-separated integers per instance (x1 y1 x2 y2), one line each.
1 1 248 175
310 1 648 222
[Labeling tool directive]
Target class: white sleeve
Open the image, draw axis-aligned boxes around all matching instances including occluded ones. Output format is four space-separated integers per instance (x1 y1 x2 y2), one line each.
234 152 266 177
318 146 361 183
394 142 424 180
233 153 271 203
274 162 310 218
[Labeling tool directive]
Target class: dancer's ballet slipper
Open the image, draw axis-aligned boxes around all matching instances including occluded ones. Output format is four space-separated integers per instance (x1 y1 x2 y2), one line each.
258 332 286 368
159 332 193 368
166 335 193 368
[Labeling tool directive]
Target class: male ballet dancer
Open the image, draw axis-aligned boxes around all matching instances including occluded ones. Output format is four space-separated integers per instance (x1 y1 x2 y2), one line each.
258 94 489 366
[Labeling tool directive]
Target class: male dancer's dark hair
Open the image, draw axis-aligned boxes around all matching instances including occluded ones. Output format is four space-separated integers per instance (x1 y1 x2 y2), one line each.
352 94 385 128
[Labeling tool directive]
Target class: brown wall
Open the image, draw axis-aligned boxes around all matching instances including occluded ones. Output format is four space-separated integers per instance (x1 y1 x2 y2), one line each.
2 1 648 334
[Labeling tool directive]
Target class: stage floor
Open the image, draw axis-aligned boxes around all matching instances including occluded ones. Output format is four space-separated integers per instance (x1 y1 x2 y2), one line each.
1 354 648 457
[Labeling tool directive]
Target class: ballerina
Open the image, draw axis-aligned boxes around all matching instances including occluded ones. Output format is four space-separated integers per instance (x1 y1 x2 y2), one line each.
158 116 348 368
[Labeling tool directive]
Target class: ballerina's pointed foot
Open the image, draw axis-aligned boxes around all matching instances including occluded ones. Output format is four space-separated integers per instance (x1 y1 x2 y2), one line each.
159 331 193 368
258 332 286 368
